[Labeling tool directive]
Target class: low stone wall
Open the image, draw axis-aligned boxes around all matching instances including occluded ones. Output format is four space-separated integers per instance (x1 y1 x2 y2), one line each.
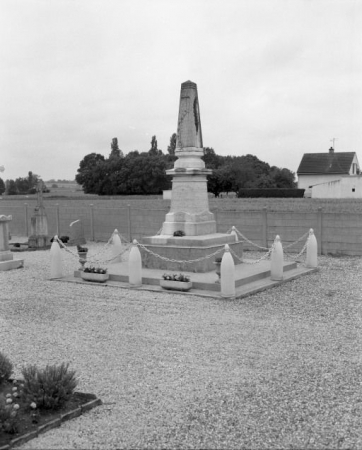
2 202 362 256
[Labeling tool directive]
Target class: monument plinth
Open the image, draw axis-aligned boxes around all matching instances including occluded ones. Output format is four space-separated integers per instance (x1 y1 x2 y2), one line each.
142 80 242 272
0 215 24 271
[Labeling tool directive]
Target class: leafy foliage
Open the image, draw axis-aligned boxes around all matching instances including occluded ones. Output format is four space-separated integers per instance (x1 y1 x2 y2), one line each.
237 188 305 198
0 353 13 386
75 138 296 196
162 273 190 282
0 395 18 434
21 362 78 410
0 178 5 195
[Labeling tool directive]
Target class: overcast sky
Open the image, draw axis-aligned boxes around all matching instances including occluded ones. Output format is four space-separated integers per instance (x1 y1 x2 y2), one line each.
1 0 361 182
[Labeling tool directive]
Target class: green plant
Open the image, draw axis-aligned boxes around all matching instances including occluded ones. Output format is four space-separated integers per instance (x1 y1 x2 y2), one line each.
0 352 13 386
83 266 107 274
162 273 190 282
173 230 185 237
0 394 18 434
21 363 78 410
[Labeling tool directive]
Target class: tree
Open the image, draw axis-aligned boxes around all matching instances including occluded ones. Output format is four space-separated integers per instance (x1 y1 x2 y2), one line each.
149 135 162 156
0 177 5 195
109 138 123 158
202 147 222 169
75 153 106 193
167 133 177 156
270 167 296 188
6 180 18 195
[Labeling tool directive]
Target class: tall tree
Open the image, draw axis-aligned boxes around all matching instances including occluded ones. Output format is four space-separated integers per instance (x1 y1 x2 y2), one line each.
149 135 162 156
109 137 123 158
0 177 5 195
167 133 177 155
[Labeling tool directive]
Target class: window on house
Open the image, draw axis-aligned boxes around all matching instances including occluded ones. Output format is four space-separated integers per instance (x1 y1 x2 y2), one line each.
352 188 355 192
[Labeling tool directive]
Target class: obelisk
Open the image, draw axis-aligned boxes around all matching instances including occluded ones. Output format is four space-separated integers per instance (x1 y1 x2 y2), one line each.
162 80 216 236
141 81 242 272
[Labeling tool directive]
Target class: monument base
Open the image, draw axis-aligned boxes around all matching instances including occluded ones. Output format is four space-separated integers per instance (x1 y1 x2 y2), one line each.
141 233 243 273
28 235 50 249
0 259 24 271
0 251 24 271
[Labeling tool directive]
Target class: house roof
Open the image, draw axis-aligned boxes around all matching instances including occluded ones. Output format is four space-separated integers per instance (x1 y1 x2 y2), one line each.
297 150 356 175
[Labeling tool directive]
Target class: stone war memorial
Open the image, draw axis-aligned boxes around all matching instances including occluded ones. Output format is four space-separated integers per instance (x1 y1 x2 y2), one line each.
63 80 318 298
141 80 243 272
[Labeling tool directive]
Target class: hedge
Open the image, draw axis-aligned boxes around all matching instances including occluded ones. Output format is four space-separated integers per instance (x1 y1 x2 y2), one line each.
237 189 305 198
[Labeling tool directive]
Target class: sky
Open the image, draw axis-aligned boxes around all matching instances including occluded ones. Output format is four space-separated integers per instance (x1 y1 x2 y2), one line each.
0 0 361 182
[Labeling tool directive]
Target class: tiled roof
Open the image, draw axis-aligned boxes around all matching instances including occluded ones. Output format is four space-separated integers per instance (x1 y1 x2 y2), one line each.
297 151 355 174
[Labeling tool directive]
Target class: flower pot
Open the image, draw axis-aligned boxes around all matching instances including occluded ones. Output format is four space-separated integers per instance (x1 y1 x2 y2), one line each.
160 280 192 292
81 272 109 283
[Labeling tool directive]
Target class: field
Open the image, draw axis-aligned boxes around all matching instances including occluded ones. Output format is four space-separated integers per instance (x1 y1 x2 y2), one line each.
1 193 362 213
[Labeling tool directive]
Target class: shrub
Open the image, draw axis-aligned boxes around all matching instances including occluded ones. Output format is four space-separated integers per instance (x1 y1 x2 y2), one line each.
21 362 78 410
173 230 185 237
237 188 305 198
0 352 13 386
0 395 18 434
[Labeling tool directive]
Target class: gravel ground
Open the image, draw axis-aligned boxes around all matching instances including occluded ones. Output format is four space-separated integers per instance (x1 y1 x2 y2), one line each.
1 243 362 449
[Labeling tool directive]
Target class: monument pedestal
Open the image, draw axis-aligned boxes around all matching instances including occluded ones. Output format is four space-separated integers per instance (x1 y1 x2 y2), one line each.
141 234 242 272
0 215 24 271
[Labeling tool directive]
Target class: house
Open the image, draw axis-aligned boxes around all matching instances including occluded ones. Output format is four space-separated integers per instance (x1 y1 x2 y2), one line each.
297 147 360 194
310 176 362 198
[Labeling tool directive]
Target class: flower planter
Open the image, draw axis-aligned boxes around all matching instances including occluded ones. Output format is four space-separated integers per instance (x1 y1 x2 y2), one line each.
160 280 192 292
80 272 109 283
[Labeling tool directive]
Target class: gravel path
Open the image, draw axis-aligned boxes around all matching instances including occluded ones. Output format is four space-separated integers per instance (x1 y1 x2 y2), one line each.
1 243 362 449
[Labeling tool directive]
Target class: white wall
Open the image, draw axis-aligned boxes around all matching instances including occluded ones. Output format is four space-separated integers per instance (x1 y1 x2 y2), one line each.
311 176 362 198
298 174 343 189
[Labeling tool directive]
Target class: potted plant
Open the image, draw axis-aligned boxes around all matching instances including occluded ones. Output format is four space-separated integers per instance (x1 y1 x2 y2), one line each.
80 266 109 283
77 245 88 256
160 273 192 291
77 245 89 271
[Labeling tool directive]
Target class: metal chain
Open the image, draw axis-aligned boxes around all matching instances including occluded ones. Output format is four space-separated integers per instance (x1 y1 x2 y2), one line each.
229 245 274 265
283 231 309 249
232 227 269 250
136 242 224 264
54 236 131 266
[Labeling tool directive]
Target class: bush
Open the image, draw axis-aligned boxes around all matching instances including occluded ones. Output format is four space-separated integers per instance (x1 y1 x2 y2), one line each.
0 352 13 386
0 395 18 434
237 188 305 198
21 362 78 410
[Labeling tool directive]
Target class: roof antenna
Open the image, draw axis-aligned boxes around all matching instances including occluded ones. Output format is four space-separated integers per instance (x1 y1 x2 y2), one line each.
330 137 338 149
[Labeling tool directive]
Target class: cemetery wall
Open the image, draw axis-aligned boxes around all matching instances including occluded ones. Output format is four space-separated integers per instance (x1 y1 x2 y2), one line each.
1 202 362 256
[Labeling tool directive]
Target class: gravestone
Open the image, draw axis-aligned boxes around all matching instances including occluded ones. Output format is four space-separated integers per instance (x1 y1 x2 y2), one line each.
28 180 50 249
68 220 86 246
0 215 24 271
141 81 243 272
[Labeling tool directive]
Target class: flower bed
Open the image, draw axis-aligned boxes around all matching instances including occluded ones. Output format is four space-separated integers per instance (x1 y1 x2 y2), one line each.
0 353 101 448
0 380 101 448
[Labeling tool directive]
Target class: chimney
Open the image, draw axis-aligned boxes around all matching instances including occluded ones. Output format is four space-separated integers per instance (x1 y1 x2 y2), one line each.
329 147 334 154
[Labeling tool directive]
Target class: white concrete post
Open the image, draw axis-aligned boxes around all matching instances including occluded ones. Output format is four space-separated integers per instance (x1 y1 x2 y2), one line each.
230 226 238 241
220 244 235 298
270 235 283 281
306 228 318 268
50 236 63 278
129 239 142 286
111 229 122 262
